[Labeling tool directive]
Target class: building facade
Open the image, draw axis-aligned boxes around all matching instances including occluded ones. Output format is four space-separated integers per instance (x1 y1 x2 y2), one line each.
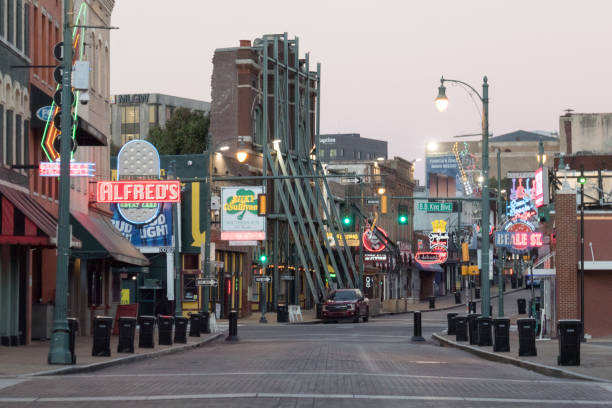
110 93 210 147
319 133 387 162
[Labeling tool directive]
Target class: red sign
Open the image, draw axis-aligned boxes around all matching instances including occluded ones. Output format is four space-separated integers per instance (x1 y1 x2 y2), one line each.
221 231 266 241
363 227 389 253
39 162 95 177
415 251 448 264
96 181 180 203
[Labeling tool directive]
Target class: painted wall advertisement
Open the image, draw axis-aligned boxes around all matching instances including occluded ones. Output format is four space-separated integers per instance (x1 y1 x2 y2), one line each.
221 186 266 241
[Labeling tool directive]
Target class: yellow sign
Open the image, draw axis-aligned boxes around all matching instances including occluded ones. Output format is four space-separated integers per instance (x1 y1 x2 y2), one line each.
461 265 480 276
431 219 447 233
120 289 130 305
326 232 360 247
461 242 469 262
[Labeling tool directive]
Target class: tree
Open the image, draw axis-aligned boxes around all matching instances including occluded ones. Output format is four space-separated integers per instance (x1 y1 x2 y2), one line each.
147 107 210 155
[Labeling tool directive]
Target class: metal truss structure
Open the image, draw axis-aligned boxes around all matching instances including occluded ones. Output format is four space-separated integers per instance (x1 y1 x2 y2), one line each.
252 34 359 305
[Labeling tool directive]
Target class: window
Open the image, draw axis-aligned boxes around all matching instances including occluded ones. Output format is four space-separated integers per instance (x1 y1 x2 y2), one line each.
6 110 13 165
165 106 174 121
183 274 197 301
148 105 158 125
8 0 14 44
356 151 361 159
340 148 344 157
16 0 21 50
23 119 28 165
23 2 28 56
15 114 21 165
329 149 337 158
319 149 325 159
0 106 4 164
120 105 140 140
121 134 139 145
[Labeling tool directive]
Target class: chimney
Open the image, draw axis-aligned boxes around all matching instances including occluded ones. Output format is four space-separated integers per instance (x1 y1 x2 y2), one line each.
239 40 251 47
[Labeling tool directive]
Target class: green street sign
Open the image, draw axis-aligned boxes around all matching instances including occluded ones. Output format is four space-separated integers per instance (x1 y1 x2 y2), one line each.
418 202 453 212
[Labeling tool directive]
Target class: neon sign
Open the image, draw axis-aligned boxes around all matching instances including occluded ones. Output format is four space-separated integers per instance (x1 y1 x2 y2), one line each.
494 219 542 253
363 226 388 253
507 175 537 221
39 162 95 177
415 251 448 264
96 181 181 203
41 3 88 161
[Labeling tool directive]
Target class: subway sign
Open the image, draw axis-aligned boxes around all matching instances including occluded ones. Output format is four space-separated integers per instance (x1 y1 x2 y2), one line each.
97 180 181 203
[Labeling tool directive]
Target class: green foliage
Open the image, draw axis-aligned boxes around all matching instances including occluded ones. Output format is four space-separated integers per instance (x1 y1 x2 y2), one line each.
147 107 210 155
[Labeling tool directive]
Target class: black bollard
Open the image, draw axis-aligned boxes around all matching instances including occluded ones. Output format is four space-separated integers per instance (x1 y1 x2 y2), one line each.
225 310 239 341
454 292 462 304
200 311 210 334
428 296 435 309
411 311 425 341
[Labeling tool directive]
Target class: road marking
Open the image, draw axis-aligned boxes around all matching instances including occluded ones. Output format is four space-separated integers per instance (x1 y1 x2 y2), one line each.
59 370 583 385
0 393 610 405
600 384 612 394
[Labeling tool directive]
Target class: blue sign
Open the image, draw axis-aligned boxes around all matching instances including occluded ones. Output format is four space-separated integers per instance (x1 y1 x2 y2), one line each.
36 106 54 122
111 202 173 248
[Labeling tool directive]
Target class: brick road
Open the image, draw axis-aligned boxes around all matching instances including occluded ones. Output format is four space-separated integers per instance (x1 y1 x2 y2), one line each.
1 304 612 407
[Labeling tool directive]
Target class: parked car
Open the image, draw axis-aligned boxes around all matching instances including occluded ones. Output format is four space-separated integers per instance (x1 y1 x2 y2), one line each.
525 275 541 288
322 289 369 323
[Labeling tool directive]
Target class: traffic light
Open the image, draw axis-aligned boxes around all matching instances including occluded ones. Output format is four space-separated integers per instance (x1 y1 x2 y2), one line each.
341 204 354 231
257 193 267 216
397 205 408 225
578 175 587 185
259 253 268 264
380 195 388 214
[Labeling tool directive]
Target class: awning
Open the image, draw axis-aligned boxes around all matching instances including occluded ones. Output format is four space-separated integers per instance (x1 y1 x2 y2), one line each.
414 260 444 273
0 184 81 247
70 210 149 266
75 115 107 146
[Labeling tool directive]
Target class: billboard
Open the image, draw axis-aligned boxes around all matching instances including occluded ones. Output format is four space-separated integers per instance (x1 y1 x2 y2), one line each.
221 186 266 241
111 202 173 249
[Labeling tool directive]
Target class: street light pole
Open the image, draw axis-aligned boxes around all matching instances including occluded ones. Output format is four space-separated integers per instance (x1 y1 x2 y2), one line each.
48 0 74 365
497 149 504 317
203 137 212 317
579 166 586 341
435 76 491 318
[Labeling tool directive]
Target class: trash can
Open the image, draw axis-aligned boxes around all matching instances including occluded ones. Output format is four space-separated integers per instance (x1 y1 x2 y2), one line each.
477 316 492 347
158 315 174 346
517 298 526 315
138 315 156 348
277 304 288 323
468 301 477 314
226 310 239 341
67 317 79 364
117 317 137 353
475 287 481 299
200 312 210 334
447 312 458 335
174 316 188 344
189 313 202 337
517 318 537 356
518 276 523 287
428 296 435 309
493 318 510 352
454 292 462 304
316 303 323 319
511 276 517 289
467 313 481 345
455 316 468 342
557 319 582 366
92 316 113 357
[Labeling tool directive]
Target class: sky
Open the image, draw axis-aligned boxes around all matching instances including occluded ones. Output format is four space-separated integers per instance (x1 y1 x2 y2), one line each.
110 0 612 181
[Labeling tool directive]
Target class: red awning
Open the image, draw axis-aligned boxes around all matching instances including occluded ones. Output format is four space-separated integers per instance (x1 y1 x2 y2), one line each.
71 210 149 266
0 184 81 247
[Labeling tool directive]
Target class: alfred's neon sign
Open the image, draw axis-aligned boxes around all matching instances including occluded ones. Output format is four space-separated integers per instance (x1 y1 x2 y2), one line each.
97 181 180 203
415 250 448 264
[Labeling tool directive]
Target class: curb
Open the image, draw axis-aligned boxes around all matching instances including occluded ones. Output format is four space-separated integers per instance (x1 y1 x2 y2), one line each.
374 287 526 318
22 333 224 377
432 333 611 383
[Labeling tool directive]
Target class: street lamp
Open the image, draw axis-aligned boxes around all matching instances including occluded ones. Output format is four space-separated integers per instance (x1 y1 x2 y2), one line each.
537 138 547 166
435 75 492 318
578 167 586 341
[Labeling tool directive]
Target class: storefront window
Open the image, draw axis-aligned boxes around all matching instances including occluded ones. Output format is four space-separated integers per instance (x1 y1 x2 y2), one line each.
183 274 197 301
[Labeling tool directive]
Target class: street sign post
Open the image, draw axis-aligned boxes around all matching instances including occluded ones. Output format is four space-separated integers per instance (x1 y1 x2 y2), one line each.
197 278 218 286
417 202 453 212
254 276 272 283
340 177 361 185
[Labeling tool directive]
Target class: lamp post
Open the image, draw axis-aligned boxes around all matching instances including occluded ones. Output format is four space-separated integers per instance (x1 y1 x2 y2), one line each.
436 75 491 318
578 168 587 341
497 149 504 317
48 0 74 365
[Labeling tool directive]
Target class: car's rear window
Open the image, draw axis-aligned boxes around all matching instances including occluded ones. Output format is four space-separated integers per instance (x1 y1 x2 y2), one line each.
329 291 357 301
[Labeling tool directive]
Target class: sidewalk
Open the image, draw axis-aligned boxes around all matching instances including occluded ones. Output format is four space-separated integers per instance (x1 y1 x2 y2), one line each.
434 331 612 382
0 328 222 377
